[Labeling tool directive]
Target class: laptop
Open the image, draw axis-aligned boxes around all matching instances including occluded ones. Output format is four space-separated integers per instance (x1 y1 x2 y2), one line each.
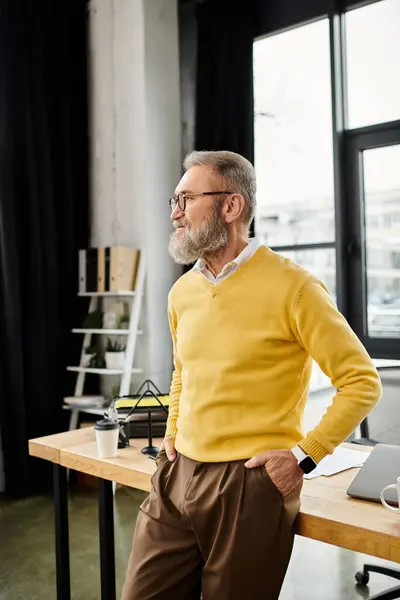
347 443 400 505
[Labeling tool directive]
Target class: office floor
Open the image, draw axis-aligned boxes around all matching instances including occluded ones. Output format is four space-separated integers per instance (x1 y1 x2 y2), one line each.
1 485 398 600
1 386 399 600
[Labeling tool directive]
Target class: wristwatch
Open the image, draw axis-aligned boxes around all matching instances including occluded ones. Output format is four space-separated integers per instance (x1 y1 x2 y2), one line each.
291 445 317 474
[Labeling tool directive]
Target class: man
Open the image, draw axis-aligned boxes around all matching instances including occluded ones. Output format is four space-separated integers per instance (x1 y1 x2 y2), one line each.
121 150 382 600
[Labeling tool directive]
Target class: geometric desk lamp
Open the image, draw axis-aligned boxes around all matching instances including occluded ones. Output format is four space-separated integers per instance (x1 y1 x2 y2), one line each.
110 379 169 459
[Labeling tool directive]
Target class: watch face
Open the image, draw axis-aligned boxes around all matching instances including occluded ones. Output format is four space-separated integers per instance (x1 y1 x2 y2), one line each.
300 456 316 474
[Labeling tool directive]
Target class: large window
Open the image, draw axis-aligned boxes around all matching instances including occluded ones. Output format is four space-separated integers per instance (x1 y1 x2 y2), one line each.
364 144 400 340
254 0 400 373
347 125 400 357
254 19 336 305
254 19 335 248
345 0 400 357
254 19 337 391
346 0 400 129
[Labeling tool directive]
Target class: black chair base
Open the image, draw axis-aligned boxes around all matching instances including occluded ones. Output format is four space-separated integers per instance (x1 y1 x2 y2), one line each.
356 565 400 600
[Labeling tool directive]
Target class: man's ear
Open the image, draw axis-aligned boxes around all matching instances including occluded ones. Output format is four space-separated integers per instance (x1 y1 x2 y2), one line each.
222 194 245 224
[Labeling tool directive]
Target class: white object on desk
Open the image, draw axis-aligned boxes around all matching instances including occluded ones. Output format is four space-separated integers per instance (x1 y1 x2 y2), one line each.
94 420 120 458
304 447 368 479
380 476 400 512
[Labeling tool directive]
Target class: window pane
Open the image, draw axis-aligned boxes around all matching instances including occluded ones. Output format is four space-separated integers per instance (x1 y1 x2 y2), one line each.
346 0 400 129
363 144 400 338
278 248 336 300
253 20 335 246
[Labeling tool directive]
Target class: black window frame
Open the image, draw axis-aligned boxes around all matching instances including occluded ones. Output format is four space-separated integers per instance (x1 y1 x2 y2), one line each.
346 121 400 358
253 0 400 359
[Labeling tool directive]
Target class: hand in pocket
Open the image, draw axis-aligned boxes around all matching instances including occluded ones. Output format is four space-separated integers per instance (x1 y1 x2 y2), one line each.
245 449 303 496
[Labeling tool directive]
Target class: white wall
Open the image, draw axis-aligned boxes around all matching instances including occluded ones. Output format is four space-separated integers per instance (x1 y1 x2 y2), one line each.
88 0 182 392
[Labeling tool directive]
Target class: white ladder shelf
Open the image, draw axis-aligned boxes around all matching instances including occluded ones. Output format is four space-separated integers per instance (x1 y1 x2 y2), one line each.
64 254 146 430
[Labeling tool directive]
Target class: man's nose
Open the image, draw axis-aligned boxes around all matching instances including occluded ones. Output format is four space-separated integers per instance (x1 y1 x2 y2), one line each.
171 204 184 221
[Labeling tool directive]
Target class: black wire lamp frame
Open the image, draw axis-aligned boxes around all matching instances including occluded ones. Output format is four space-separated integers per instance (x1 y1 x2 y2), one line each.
110 379 169 458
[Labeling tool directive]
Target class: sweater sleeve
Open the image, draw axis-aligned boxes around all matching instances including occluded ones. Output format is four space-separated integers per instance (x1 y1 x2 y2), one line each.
291 281 382 463
165 298 181 438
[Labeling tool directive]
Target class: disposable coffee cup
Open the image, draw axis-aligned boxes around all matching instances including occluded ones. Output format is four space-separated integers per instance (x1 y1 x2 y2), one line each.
94 419 120 458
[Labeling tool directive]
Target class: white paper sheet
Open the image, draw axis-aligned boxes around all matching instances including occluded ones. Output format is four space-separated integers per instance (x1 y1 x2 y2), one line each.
304 447 368 479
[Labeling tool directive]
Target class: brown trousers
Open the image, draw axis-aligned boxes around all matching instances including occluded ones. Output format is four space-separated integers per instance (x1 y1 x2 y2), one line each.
121 449 302 600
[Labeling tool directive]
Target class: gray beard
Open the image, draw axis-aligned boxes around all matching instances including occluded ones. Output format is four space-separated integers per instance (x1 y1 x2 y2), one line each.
168 209 229 265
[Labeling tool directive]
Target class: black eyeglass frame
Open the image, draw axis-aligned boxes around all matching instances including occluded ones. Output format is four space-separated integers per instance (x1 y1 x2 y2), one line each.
168 191 233 212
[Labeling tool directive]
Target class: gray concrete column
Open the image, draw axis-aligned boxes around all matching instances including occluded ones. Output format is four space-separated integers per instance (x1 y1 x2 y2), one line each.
88 0 182 392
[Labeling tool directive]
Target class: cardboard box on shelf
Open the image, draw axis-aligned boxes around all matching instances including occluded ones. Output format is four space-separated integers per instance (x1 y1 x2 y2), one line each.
78 246 140 293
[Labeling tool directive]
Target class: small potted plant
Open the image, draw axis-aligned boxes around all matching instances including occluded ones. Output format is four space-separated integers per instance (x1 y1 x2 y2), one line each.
105 338 126 370
119 313 130 329
82 343 98 367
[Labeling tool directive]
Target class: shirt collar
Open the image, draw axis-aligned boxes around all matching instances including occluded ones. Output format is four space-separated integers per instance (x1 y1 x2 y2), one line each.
193 238 262 274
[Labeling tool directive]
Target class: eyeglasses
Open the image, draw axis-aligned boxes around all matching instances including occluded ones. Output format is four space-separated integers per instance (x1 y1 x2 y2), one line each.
168 191 233 212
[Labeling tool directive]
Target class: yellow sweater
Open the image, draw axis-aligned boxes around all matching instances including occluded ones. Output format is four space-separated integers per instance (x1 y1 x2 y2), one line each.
166 245 381 464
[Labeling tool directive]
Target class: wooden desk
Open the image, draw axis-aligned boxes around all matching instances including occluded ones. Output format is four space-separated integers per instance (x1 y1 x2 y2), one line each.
29 430 400 600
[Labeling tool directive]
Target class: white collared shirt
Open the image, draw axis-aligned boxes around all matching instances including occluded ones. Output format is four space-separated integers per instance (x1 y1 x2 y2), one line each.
193 238 262 284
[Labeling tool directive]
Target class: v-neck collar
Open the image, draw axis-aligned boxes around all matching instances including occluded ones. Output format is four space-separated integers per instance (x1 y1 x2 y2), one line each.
192 245 268 296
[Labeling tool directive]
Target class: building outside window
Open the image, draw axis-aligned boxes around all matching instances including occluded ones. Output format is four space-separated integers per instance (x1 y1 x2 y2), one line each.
254 0 400 387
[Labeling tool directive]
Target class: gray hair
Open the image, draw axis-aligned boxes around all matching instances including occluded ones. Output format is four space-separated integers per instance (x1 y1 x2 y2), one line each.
183 150 257 229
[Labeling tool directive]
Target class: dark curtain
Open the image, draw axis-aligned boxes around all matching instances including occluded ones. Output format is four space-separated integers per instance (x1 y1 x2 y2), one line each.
0 0 89 497
195 0 255 164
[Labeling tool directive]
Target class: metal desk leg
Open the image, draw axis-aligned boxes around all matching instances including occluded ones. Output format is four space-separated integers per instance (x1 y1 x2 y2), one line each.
98 478 116 600
53 464 71 600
